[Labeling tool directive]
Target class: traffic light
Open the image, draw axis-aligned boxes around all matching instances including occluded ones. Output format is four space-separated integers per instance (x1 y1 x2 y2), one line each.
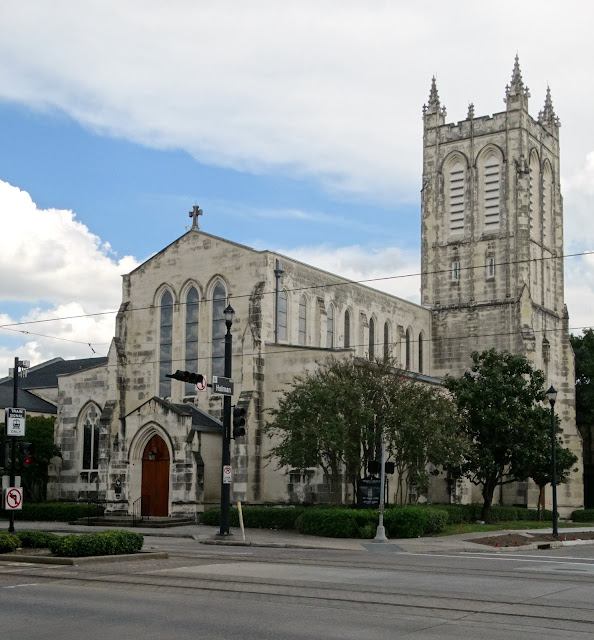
166 370 204 384
18 442 35 467
232 406 247 439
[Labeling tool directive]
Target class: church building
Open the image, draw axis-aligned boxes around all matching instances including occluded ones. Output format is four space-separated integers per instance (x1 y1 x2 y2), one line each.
47 58 583 517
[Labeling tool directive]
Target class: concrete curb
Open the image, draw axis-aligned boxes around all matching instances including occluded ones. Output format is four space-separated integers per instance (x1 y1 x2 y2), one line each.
0 551 168 566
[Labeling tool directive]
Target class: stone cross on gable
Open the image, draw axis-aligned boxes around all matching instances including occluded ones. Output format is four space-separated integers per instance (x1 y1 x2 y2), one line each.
189 205 203 230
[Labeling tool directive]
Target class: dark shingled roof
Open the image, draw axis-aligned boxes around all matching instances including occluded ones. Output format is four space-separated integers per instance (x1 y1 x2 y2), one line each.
0 357 108 391
0 387 57 414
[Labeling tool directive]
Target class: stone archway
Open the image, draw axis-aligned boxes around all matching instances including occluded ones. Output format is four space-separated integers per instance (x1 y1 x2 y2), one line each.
141 434 170 517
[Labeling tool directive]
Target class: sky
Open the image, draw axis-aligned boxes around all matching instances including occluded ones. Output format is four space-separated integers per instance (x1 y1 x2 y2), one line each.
1 1 594 372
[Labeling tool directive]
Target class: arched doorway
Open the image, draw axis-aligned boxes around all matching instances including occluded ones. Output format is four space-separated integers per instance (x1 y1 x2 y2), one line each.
141 434 170 517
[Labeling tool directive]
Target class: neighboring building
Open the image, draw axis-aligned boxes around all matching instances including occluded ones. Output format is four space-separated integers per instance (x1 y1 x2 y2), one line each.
47 58 583 516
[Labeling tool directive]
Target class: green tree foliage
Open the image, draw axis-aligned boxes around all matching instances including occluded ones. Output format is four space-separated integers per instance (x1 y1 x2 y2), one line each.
570 329 594 427
0 416 61 502
445 349 572 522
266 357 466 504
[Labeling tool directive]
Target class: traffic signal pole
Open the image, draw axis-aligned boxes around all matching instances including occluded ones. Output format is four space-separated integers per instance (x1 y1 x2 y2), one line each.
219 317 233 537
8 357 17 534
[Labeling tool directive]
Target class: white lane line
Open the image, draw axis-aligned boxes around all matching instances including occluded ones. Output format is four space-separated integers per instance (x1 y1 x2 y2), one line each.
3 583 40 589
406 551 594 567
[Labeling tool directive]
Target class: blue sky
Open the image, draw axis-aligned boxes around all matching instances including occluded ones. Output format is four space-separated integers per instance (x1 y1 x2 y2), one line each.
1 1 594 370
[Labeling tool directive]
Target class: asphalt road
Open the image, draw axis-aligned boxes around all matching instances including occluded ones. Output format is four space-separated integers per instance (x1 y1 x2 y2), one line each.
2 539 594 639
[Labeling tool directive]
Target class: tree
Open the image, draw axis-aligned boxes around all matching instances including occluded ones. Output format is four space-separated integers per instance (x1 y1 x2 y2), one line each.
266 357 466 504
570 329 594 451
445 349 556 522
0 416 61 501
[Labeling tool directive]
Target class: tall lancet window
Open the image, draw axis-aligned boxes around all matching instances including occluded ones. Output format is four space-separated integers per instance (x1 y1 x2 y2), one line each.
543 163 553 247
277 290 287 342
406 328 412 369
383 322 390 361
326 304 334 348
449 161 465 235
368 317 375 360
159 290 173 398
529 153 541 241
185 287 199 395
483 154 501 232
212 282 227 378
298 296 307 346
418 332 424 374
344 310 350 348
81 403 100 471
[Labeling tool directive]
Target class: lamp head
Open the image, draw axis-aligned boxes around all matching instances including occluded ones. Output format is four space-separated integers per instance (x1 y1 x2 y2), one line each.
223 304 235 327
546 385 558 406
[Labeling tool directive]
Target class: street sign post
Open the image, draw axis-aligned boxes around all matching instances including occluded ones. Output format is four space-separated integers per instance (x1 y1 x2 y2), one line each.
212 376 234 396
5 408 26 437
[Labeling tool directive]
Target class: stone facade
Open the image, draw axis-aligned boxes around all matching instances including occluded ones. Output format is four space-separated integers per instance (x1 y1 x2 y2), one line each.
48 57 583 516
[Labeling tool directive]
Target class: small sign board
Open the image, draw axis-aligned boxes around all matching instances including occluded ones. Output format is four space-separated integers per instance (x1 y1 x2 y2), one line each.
212 376 234 396
357 477 381 508
4 487 23 510
222 465 232 484
5 408 26 437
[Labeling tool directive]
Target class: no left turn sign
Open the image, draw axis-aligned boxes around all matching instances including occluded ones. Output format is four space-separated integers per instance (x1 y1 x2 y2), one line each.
4 487 23 510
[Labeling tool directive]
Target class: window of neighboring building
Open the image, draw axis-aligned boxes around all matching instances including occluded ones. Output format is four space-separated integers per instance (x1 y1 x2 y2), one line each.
326 304 334 348
212 282 226 377
298 296 307 346
406 328 412 369
81 403 100 471
185 286 199 395
369 317 375 360
159 290 173 397
344 310 351 348
277 290 287 342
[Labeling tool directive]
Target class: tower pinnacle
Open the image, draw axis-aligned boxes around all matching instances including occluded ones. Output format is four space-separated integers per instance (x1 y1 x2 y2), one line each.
538 86 561 129
423 76 446 126
504 55 530 110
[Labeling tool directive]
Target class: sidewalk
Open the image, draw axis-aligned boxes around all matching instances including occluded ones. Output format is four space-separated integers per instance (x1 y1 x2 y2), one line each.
6 519 594 554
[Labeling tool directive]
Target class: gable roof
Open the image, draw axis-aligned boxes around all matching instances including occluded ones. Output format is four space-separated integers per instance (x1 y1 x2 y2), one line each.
0 386 58 414
124 396 222 432
0 357 108 391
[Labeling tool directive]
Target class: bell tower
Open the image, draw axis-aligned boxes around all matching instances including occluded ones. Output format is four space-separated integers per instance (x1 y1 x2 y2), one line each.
420 57 582 512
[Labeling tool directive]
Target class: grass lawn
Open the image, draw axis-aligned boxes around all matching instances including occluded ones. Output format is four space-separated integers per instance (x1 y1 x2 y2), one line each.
439 520 594 536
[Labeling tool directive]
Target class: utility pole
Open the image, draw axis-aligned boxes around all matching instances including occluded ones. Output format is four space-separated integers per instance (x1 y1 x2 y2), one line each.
219 305 235 537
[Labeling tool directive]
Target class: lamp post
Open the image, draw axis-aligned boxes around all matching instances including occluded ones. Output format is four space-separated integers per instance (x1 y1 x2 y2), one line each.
219 304 235 537
546 385 558 538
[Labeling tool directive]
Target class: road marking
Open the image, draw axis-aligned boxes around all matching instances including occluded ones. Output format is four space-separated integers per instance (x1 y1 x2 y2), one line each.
408 551 594 566
3 583 40 589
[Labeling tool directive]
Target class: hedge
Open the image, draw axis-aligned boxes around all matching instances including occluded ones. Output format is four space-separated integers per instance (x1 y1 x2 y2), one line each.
0 532 20 554
201 506 306 530
3 502 106 522
48 530 144 557
16 531 61 549
431 504 554 524
571 509 594 523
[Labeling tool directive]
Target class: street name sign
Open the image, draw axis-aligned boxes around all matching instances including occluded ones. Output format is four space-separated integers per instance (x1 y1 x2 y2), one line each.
5 408 26 437
212 376 234 396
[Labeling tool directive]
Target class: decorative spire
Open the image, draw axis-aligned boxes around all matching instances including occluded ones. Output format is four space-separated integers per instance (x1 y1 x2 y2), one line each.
538 86 560 128
423 76 441 115
467 103 475 120
504 55 530 110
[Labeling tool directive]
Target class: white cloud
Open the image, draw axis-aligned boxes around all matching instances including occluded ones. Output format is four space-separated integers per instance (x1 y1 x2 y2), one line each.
0 179 138 370
276 244 421 304
0 2 592 202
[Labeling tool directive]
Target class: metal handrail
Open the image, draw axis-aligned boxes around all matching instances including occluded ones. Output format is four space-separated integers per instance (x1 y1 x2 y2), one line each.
132 496 144 527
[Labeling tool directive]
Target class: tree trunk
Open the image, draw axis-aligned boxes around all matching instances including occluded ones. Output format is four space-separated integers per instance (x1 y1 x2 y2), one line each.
481 476 498 522
538 485 544 521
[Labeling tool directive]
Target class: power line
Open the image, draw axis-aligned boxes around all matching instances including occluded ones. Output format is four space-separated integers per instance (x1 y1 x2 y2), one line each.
0 248 592 331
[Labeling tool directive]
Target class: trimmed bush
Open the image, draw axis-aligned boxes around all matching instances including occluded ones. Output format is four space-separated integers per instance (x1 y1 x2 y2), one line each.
8 502 105 522
48 530 144 557
571 509 594 523
0 532 20 554
16 531 60 549
383 507 429 538
202 506 306 530
431 503 554 524
296 508 375 538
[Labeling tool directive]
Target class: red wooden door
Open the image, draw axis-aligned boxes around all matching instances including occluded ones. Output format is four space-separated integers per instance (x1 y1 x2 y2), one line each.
141 435 170 517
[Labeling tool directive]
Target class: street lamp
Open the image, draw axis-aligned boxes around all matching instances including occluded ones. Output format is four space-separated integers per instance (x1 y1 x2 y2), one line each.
546 385 558 538
219 304 235 537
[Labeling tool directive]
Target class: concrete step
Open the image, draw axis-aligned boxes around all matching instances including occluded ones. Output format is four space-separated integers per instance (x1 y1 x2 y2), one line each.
70 516 197 528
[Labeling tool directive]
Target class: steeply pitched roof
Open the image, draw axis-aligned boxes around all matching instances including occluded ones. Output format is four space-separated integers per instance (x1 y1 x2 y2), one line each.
0 387 58 414
0 357 108 391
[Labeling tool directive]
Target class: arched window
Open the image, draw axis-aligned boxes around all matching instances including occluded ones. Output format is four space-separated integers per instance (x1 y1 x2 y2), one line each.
212 282 226 377
483 153 501 232
368 317 375 360
277 290 287 342
543 163 553 247
159 290 173 397
529 153 541 241
418 332 424 374
81 403 101 471
344 310 350 348
185 286 199 395
383 322 390 361
298 296 307 346
326 304 334 348
449 160 465 235
406 328 412 369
